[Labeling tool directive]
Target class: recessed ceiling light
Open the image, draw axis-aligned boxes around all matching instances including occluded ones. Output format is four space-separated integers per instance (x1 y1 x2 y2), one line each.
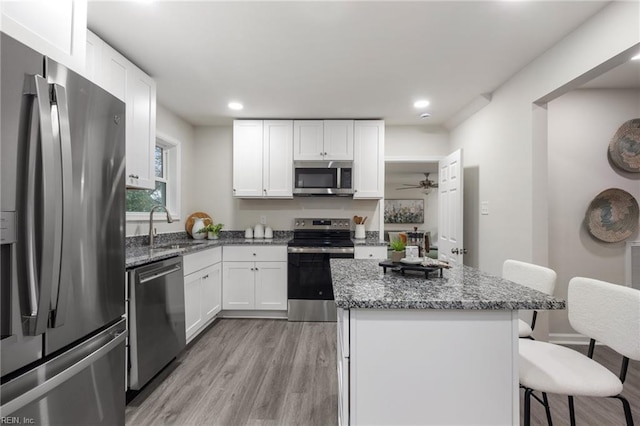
420 113 431 119
228 102 243 110
414 100 430 109
632 53 640 61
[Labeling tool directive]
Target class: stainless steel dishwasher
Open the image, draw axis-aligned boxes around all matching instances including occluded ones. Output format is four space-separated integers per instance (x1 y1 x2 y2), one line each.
128 256 186 390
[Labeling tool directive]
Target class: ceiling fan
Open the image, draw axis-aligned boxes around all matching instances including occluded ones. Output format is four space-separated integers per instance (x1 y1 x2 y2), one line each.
396 173 439 193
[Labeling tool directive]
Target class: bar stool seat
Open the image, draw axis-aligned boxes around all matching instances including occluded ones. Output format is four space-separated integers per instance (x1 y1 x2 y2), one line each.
520 338 623 397
518 320 533 338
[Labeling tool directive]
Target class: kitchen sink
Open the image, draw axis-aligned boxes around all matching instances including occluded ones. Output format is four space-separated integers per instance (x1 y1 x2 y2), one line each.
152 241 208 250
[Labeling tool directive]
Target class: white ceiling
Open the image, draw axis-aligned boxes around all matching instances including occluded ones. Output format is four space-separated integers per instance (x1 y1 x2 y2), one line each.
87 0 612 127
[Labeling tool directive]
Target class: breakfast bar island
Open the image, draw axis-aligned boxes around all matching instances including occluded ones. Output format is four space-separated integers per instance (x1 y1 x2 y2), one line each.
331 259 565 426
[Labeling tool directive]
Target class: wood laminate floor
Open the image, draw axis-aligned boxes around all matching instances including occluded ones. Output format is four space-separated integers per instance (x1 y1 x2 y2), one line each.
126 319 639 426
126 319 338 426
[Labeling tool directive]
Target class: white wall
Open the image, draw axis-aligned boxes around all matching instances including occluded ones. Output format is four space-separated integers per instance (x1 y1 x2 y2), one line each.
547 89 640 335
449 1 640 276
385 126 449 157
126 104 196 236
192 126 380 232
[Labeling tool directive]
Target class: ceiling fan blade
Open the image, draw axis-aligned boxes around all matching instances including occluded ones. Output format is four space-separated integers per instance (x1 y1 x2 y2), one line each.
396 186 420 190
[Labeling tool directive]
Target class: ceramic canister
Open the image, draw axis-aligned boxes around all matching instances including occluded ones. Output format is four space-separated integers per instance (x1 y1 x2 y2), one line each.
192 217 206 240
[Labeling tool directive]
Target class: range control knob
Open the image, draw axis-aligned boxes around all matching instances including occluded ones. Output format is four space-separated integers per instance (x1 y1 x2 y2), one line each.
300 221 305 227
295 221 299 227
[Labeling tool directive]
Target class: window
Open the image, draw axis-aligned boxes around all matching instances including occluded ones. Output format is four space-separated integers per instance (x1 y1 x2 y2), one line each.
126 133 181 220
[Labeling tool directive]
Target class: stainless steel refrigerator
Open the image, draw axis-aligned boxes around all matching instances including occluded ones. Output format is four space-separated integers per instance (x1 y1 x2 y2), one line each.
0 33 127 424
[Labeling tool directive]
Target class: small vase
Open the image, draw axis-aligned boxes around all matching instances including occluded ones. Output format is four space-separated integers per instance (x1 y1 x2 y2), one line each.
207 232 219 240
192 217 206 240
390 250 405 263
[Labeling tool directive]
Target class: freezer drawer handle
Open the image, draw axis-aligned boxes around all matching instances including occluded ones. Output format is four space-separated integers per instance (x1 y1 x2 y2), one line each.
0 330 127 416
139 264 182 284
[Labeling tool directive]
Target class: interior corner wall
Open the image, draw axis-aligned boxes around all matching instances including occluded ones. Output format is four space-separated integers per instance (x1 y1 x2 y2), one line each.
126 104 196 236
547 88 640 335
448 1 639 276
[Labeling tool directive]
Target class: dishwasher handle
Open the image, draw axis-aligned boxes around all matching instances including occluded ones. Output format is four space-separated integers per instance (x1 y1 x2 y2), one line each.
139 264 182 284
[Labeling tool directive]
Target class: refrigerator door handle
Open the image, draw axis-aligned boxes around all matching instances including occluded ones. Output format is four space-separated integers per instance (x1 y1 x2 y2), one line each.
21 75 57 336
49 84 73 328
0 327 127 416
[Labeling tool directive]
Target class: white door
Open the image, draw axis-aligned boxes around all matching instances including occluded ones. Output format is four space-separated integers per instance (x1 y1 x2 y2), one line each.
222 262 256 309
323 120 354 160
263 120 293 198
293 120 324 160
184 272 203 342
201 264 222 322
254 262 287 310
438 149 464 265
353 120 385 199
233 120 264 197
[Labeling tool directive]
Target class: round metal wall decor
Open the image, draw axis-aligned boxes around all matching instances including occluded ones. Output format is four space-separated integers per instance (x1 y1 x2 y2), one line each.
586 188 639 243
609 118 640 172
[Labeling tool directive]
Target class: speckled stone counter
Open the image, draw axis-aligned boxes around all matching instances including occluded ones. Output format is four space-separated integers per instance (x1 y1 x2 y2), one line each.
331 258 565 310
126 237 290 268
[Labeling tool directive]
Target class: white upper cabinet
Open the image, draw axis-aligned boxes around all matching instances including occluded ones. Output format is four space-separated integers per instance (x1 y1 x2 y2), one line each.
127 70 156 190
263 120 293 197
293 120 324 160
354 120 385 199
1 0 87 72
324 120 354 160
293 120 353 161
233 120 293 198
85 31 156 190
233 120 265 197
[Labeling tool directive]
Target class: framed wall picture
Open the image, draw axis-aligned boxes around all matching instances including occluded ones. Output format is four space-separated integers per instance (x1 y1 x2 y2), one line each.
384 199 424 224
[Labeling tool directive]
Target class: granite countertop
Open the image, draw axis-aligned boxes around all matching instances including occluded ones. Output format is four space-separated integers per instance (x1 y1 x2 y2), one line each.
352 239 388 247
126 237 290 268
330 258 566 310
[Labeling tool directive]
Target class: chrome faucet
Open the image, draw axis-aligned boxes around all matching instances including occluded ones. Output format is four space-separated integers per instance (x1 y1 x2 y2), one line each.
149 204 173 246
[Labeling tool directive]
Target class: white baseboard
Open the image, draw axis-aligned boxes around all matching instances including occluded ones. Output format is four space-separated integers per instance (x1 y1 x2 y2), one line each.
548 333 590 345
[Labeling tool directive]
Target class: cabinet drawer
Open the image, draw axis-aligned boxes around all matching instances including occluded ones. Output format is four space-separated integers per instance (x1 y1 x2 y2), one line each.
223 245 286 262
354 246 387 260
183 247 221 275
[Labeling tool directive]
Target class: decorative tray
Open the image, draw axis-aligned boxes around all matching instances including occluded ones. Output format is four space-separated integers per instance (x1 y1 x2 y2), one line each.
378 260 447 278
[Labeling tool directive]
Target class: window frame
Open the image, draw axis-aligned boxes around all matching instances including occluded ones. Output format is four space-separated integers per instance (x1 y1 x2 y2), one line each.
126 131 182 222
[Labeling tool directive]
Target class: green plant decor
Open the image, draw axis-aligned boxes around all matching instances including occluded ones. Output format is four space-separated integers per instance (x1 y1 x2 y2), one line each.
389 237 405 252
201 223 224 235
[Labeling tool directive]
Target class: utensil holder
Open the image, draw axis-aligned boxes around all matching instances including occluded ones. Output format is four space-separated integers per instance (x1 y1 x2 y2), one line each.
355 224 366 239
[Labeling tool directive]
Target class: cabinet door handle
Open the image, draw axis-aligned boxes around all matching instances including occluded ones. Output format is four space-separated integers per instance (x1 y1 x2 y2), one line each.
128 174 139 179
324 152 327 156
203 275 209 279
254 267 259 271
253 253 256 256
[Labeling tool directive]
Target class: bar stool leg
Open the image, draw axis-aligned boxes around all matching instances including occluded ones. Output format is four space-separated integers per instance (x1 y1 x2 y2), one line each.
568 396 576 426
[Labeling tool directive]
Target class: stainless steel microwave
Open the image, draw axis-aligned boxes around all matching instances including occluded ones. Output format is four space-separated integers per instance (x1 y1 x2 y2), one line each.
293 161 354 196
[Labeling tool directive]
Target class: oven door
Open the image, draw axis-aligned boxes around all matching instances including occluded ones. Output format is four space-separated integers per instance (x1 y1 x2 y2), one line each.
287 247 354 321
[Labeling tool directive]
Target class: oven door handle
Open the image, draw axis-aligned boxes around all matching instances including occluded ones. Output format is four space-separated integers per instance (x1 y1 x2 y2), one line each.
287 247 355 254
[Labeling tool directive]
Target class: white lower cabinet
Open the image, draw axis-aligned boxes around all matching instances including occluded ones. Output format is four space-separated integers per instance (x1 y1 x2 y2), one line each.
338 308 519 425
183 247 222 343
354 246 387 259
222 246 287 311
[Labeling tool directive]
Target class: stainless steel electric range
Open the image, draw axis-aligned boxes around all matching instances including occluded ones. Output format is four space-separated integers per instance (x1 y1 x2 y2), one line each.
287 218 354 322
